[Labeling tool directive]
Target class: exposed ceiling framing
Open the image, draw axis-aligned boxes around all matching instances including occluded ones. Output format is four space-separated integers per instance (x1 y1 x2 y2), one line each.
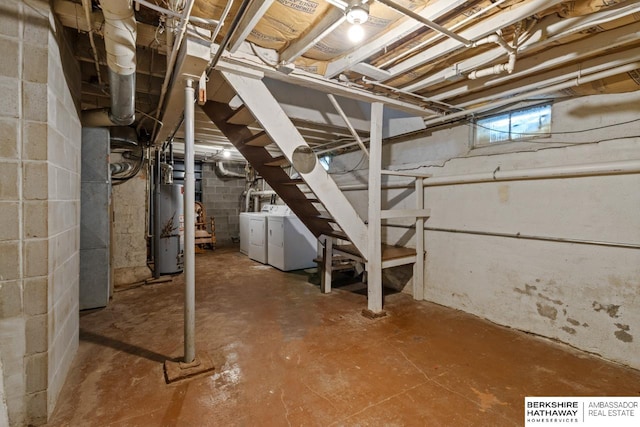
54 0 640 158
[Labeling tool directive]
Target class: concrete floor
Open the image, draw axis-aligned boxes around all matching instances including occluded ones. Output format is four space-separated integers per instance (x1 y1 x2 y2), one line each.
48 248 640 426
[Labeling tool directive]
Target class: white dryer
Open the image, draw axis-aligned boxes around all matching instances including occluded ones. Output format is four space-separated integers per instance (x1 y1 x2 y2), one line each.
248 214 268 263
267 209 317 271
240 204 288 263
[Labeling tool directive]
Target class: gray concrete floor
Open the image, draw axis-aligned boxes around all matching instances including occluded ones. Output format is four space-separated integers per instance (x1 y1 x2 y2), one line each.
47 247 640 426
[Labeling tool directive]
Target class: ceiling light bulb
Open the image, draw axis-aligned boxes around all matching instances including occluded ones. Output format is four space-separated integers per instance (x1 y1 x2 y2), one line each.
346 3 369 25
222 149 231 158
347 24 365 43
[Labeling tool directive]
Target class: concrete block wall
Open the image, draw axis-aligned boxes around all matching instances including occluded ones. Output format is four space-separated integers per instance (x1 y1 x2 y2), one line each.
330 91 640 370
112 170 150 287
0 1 81 425
202 162 246 246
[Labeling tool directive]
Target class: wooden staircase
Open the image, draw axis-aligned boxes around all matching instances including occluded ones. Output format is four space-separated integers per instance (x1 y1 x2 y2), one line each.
201 68 430 314
201 70 367 255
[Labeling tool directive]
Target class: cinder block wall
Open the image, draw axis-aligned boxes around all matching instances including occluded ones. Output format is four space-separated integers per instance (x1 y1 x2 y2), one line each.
0 2 81 425
112 170 150 287
202 162 246 246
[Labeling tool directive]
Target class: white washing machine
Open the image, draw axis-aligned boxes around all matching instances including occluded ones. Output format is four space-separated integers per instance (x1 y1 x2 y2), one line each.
267 209 317 271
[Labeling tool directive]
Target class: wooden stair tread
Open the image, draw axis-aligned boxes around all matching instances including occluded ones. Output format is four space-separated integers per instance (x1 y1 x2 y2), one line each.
207 73 237 103
281 178 306 185
227 105 255 125
244 132 272 147
264 156 291 167
324 230 348 240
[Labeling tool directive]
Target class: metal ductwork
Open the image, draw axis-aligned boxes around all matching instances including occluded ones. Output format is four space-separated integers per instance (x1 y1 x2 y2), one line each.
215 162 245 178
82 0 137 127
102 0 136 125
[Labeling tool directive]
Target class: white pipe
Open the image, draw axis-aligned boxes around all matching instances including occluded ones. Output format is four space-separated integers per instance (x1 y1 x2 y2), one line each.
377 0 509 69
472 33 515 54
327 94 369 157
245 189 276 211
424 160 640 187
100 0 137 125
425 61 640 126
458 50 640 109
376 0 471 46
183 79 196 364
215 161 245 178
468 31 516 80
468 52 516 80
331 159 640 191
211 0 235 43
360 75 456 111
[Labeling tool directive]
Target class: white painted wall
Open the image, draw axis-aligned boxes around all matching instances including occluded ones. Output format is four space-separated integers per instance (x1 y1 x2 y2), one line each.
329 91 640 369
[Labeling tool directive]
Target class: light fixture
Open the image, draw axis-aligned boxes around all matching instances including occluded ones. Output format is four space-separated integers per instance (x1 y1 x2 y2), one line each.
346 1 369 25
222 149 231 159
345 1 369 43
347 24 365 42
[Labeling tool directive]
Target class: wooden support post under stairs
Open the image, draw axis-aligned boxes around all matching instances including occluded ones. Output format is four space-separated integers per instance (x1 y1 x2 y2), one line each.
203 69 431 313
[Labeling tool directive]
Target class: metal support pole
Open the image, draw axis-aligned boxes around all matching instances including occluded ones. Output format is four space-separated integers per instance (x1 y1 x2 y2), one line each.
183 79 196 363
153 148 161 279
367 102 384 313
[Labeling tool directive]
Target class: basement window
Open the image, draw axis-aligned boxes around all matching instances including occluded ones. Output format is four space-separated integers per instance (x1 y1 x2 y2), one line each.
319 155 331 171
474 103 551 146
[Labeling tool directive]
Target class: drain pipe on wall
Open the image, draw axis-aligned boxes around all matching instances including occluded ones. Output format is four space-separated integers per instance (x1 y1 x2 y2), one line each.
468 31 517 80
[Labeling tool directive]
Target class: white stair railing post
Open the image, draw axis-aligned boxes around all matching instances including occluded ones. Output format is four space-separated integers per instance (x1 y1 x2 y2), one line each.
321 235 334 294
414 178 425 300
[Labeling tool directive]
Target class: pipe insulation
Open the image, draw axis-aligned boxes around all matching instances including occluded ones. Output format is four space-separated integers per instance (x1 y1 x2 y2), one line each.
100 0 137 126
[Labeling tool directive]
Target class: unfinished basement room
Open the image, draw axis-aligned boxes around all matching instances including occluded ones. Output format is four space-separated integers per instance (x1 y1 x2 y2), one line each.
2 0 640 425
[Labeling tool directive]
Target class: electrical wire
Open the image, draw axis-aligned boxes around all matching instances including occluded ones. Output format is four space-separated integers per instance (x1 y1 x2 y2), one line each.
329 151 368 175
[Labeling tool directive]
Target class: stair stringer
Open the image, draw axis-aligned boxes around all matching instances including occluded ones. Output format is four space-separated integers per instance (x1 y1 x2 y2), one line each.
220 70 368 258
200 101 336 235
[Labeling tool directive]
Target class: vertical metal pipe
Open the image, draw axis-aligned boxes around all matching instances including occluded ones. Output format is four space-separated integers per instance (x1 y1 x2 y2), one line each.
367 102 384 313
183 79 196 363
153 148 161 279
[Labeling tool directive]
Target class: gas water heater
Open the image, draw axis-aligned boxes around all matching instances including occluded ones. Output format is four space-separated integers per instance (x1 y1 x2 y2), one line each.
156 183 184 274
